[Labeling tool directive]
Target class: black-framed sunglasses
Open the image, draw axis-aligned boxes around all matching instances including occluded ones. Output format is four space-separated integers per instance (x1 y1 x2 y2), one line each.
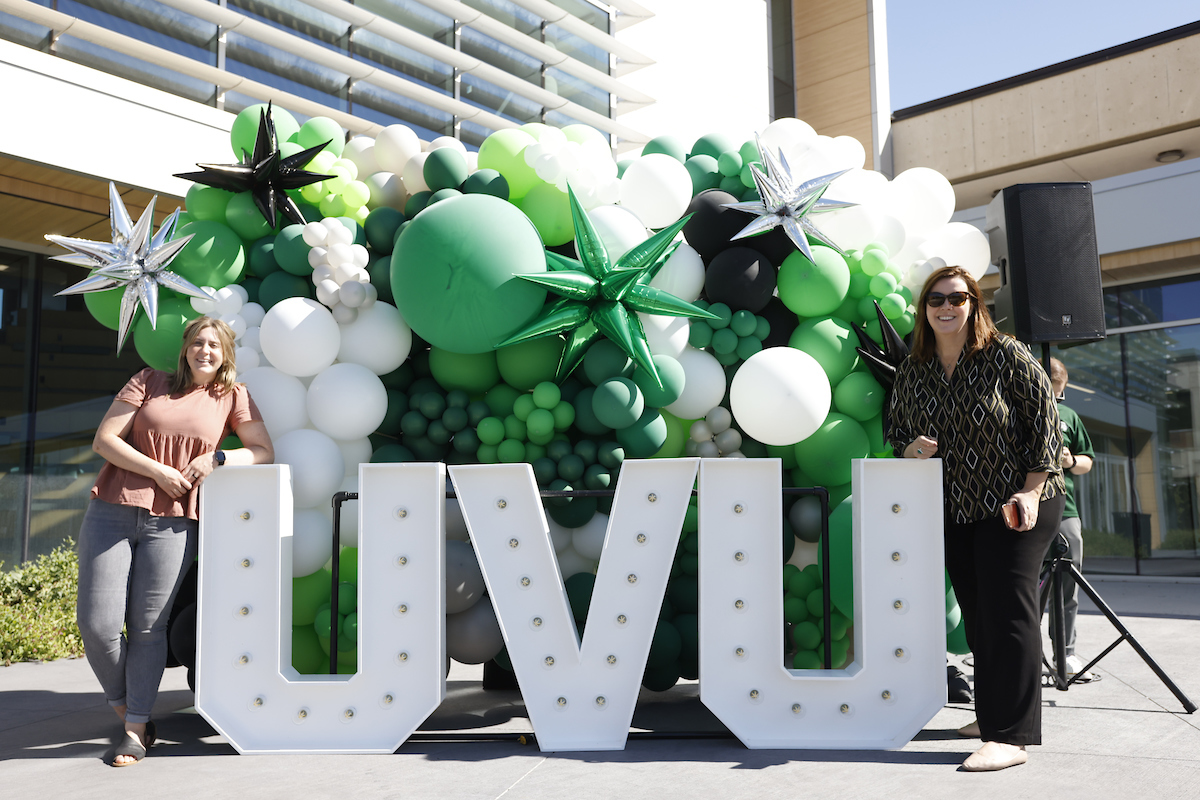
926 291 972 308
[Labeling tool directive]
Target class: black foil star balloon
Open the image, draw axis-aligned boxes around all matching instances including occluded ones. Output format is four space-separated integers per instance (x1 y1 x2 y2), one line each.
851 300 910 392
498 186 718 389
175 102 334 227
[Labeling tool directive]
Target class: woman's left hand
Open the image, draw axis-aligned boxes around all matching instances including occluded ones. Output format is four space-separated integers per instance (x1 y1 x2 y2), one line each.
1007 490 1040 532
182 452 218 489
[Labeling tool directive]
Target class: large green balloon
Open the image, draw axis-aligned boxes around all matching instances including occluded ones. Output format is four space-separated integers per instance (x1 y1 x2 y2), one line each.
133 295 195 372
778 246 851 318
476 129 538 201
428 346 501 394
185 184 234 222
391 194 547 354
788 316 861 386
496 336 564 390
793 412 870 487
833 370 885 422
517 182 574 246
292 624 326 674
84 289 122 330
273 224 312 276
297 116 344 157
231 103 300 156
819 495 854 618
226 190 277 241
170 220 245 289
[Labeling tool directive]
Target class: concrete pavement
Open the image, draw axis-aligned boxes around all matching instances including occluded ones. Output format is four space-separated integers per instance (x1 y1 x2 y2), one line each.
2 576 1198 799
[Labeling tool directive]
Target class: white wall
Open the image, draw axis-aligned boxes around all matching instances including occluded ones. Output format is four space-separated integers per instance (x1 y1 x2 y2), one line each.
0 40 231 198
616 0 772 153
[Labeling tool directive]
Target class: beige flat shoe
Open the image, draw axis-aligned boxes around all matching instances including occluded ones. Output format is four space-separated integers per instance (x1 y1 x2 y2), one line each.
962 741 1027 772
957 720 980 738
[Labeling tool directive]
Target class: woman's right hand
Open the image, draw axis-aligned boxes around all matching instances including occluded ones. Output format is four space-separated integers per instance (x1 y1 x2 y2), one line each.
153 465 193 499
906 435 939 459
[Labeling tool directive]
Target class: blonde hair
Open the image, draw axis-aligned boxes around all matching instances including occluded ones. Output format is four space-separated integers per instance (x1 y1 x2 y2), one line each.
169 316 237 395
911 265 1001 363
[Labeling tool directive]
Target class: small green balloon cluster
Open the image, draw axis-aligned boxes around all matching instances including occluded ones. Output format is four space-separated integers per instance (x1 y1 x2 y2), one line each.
783 563 853 669
642 133 764 204
473 380 576 465
685 300 769 366
403 148 510 220
535 437 625 529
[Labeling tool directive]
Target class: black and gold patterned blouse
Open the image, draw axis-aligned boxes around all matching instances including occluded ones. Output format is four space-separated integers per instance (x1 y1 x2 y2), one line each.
887 335 1065 524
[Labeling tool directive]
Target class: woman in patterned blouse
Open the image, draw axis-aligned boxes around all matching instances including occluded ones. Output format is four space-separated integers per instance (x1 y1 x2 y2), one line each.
888 265 1064 772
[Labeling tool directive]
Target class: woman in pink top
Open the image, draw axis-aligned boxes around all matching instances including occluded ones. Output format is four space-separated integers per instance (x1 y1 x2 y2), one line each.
77 316 273 766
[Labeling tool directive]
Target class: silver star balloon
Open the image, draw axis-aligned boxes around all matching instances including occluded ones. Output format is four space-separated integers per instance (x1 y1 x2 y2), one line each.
724 134 858 261
45 182 212 353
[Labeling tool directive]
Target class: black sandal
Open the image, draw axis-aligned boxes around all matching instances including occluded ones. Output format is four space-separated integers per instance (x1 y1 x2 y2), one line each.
111 720 156 767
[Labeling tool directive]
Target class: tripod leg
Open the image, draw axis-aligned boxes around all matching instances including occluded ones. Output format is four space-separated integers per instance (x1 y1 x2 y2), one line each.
1051 561 1069 690
1070 565 1197 714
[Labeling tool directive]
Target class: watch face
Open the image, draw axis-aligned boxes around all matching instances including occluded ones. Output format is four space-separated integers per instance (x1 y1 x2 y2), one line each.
216 450 226 466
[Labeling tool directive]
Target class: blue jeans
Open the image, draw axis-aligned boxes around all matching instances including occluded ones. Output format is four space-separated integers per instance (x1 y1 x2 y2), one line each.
75 499 197 724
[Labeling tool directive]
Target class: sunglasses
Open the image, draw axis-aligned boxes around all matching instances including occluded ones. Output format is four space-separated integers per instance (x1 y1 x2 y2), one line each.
926 291 972 308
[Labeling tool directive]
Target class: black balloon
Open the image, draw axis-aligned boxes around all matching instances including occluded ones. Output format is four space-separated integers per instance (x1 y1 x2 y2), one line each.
759 295 799 349
681 190 748 263
704 247 776 313
744 225 797 267
168 603 198 672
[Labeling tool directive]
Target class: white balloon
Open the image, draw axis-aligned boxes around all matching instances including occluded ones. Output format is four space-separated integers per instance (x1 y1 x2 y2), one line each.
327 242 355 268
445 539 485 614
571 512 610 561
826 135 868 173
302 221 330 247
339 280 367 308
445 596 503 664
220 313 247 340
547 515 575 553
365 171 407 211
554 545 597 581
760 118 818 160
666 347 727 420
887 167 956 240
342 136 379 178
334 436 372 478
638 312 690 358
360 283 378 310
465 151 478 172
315 279 340 307
273 428 344 509
714 427 742 454
227 283 249 305
706 406 732 433
402 151 431 195
428 135 468 157
336 301 412 375
620 153 693 229
331 303 358 325
292 508 333 577
730 347 831 446
307 362 388 441
241 326 262 353
308 247 329 269
372 124 422 175
696 440 720 459
918 222 991 281
690 420 714 443
333 475 359 547
259 298 341 377
828 168 890 207
649 243 705 302
587 204 648 262
190 287 217 315
323 219 353 246
445 497 470 542
233 346 259 372
238 366 308 439
240 301 265 328
350 244 370 268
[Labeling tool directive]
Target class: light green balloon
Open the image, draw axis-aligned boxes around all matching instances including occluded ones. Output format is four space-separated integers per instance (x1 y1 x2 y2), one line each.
788 316 861 386
84 289 122 330
298 116 344 157
226 191 276 241
429 346 501 394
778 246 851 318
794 412 870 487
170 220 246 289
292 568 332 626
477 128 539 201
133 295 195 372
652 409 686 458
186 184 235 222
517 182 574 246
231 103 300 157
833 371 885 422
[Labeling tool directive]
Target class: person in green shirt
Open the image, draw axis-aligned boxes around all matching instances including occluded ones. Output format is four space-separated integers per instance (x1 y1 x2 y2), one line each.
1047 358 1095 677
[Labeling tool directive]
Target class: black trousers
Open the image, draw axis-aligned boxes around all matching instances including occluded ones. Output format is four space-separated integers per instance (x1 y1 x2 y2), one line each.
945 493 1064 746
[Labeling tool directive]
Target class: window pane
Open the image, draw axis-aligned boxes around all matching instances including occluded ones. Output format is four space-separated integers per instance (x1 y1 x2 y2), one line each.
352 81 453 140
55 35 216 105
543 23 607 72
226 31 350 107
457 0 539 36
546 66 607 115
358 0 453 42
354 28 454 95
461 72 542 124
461 25 541 87
1115 274 1200 327
0 9 53 50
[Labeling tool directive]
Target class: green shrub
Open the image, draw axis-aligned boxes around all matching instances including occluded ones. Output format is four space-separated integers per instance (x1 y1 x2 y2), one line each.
0 540 84 666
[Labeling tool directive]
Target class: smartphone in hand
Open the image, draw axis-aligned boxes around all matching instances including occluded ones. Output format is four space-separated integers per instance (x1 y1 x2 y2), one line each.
1002 501 1022 530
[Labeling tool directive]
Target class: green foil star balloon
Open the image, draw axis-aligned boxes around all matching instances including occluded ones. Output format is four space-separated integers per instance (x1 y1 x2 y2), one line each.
725 134 857 261
498 187 718 389
46 182 210 354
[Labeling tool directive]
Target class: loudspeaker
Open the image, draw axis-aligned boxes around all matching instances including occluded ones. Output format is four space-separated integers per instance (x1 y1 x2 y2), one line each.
985 183 1106 345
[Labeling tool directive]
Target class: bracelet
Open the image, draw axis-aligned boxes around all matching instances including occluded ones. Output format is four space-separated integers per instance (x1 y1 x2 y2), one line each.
1068 454 1077 470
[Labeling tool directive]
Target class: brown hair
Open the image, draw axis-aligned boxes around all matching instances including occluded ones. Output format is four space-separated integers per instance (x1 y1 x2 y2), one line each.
169 316 238 395
910 265 1000 363
1049 357 1068 389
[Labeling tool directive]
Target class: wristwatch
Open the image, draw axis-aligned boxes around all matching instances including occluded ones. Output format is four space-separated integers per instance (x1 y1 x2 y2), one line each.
214 450 226 467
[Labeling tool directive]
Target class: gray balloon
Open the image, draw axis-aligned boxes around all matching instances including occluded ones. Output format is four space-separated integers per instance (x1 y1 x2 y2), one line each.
445 596 504 664
445 539 485 614
789 494 825 543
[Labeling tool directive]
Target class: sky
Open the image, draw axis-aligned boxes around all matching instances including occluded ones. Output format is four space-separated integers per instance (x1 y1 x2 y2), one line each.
886 0 1200 110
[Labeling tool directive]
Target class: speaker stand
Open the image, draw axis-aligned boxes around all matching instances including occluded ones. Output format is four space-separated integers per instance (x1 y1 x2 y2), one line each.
1038 535 1196 712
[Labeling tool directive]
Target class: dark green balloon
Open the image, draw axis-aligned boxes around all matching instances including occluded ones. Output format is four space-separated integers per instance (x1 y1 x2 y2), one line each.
462 168 509 200
404 190 432 218
496 336 564 391
547 492 597 529
248 236 280 278
616 407 668 458
364 207 405 254
424 148 469 192
641 135 688 163
591 377 644 430
564 572 595 623
572 387 611 436
257 271 311 309
427 187 463 206
273 224 312 277
583 339 634 384
690 132 741 160
428 346 500 394
367 255 393 304
684 155 721 196
646 620 682 668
